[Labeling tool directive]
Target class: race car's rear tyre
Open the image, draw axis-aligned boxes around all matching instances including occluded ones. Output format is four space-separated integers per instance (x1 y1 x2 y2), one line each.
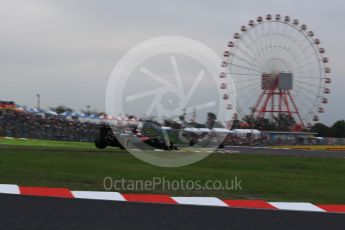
95 136 107 149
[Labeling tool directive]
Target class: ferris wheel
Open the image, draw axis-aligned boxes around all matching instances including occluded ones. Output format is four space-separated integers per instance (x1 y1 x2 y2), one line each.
220 14 331 128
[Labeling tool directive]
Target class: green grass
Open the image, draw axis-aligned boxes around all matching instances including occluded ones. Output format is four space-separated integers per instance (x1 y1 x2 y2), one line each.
0 138 94 148
0 139 344 203
273 145 345 150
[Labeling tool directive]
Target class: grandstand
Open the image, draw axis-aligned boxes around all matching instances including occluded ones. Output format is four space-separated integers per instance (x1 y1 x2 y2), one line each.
0 100 103 142
0 101 16 110
0 100 142 142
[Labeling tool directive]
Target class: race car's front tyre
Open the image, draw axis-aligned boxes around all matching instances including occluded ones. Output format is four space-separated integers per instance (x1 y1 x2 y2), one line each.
95 136 107 149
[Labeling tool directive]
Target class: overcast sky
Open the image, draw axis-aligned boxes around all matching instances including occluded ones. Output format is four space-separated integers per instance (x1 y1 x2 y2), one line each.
0 0 344 125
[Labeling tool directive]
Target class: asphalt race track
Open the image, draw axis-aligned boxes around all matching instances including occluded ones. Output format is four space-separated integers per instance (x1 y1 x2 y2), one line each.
0 194 344 230
224 146 345 158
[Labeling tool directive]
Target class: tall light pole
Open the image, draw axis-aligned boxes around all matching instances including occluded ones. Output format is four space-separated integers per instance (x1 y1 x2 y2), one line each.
86 105 91 115
192 108 196 122
36 94 41 111
250 107 255 146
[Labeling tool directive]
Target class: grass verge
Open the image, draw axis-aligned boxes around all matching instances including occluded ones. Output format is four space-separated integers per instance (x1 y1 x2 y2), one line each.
0 141 344 203
0 138 94 149
273 145 345 150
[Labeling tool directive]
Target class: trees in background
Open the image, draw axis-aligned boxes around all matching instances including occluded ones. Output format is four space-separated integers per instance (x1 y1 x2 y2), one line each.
241 113 295 131
80 109 105 117
311 120 345 138
311 123 329 137
242 116 276 131
49 106 106 117
329 120 345 138
239 114 345 137
49 106 74 115
273 113 296 131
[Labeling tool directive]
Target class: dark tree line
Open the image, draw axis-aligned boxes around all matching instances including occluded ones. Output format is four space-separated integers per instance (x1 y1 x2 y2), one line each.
49 105 105 117
311 120 345 138
241 113 297 131
237 114 345 138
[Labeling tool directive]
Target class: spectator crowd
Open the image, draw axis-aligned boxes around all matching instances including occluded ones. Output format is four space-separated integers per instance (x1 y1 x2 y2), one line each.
0 109 100 142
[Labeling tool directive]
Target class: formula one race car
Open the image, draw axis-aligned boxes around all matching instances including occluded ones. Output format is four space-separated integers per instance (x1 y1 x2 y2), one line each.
94 124 126 149
94 122 231 151
94 121 177 150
